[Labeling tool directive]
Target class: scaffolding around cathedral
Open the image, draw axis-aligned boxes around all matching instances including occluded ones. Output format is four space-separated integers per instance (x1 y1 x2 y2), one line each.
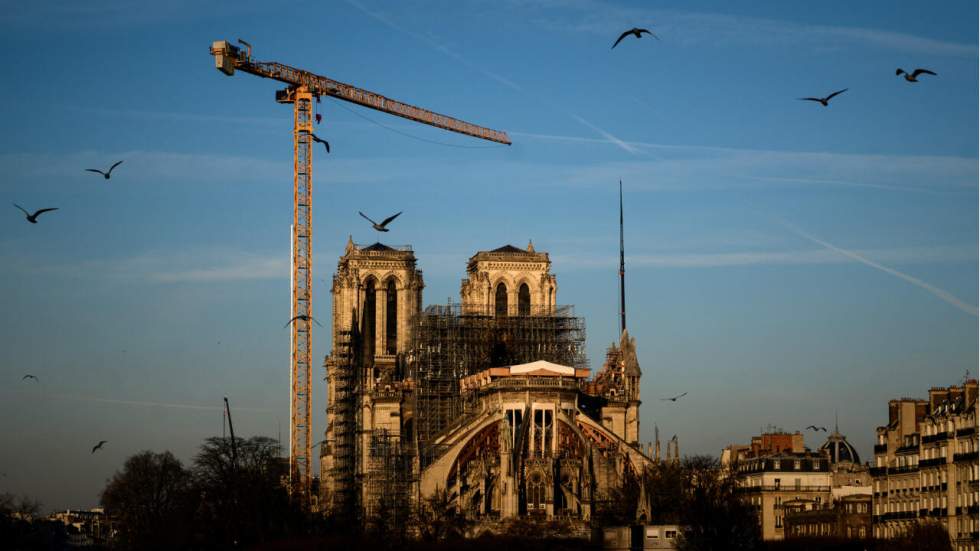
363 428 414 532
327 328 359 519
409 303 588 469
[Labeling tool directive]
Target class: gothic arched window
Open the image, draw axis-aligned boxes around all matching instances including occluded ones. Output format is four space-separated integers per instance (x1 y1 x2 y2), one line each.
518 283 531 316
385 278 397 354
494 282 508 317
363 278 376 357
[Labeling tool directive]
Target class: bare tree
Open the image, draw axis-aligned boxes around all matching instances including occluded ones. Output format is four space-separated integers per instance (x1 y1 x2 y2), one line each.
415 487 470 542
675 455 761 551
191 436 303 547
100 450 192 550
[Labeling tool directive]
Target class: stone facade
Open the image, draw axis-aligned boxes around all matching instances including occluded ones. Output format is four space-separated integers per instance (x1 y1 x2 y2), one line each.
871 380 978 551
784 494 871 540
460 243 557 316
320 242 652 527
724 429 871 541
321 238 423 516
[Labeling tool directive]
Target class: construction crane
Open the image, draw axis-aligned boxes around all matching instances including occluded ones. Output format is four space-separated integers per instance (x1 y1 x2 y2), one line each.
209 39 511 501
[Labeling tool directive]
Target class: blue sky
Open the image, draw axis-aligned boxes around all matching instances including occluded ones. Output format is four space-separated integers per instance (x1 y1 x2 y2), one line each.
0 0 976 510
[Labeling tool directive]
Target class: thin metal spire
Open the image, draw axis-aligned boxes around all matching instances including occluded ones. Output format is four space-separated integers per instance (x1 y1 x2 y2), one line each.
619 180 626 334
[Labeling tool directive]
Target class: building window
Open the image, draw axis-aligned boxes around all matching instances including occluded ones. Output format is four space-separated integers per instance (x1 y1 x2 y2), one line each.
385 279 397 354
528 470 546 510
495 282 508 317
774 478 781 490
518 283 531 316
363 278 376 357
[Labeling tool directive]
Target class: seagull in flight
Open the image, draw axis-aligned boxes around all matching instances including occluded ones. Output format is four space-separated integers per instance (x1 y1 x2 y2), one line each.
359 211 402 232
91 440 108 454
612 27 658 49
22 374 38 382
311 133 330 154
85 160 123 180
661 392 688 402
284 314 323 328
799 88 848 107
896 68 936 83
805 425 828 432
13 204 58 224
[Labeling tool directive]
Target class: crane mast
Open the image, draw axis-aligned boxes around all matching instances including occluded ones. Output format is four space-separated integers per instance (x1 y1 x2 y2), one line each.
209 39 510 502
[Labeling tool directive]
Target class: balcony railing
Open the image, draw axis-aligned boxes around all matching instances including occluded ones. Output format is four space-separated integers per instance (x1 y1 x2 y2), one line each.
922 432 949 444
888 465 919 475
954 452 977 463
873 444 888 454
870 466 887 477
879 511 917 521
737 485 830 493
488 377 581 391
919 457 946 468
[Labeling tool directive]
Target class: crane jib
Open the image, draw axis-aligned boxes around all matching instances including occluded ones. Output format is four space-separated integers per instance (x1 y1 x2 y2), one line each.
241 60 511 145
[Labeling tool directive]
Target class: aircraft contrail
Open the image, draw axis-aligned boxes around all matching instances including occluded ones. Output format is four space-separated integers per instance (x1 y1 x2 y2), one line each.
782 221 977 317
344 0 648 156
3 390 276 412
343 0 522 92
570 114 639 155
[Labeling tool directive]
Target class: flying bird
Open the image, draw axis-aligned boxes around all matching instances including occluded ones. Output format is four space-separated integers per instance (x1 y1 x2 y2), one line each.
612 27 658 49
896 68 936 82
805 425 828 432
22 374 38 382
661 392 688 402
799 88 848 107
284 314 323 328
311 133 330 153
85 160 124 180
91 440 108 454
359 211 402 232
13 204 58 224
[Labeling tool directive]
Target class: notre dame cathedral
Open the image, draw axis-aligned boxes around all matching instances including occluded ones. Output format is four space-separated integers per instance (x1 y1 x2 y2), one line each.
319 238 652 528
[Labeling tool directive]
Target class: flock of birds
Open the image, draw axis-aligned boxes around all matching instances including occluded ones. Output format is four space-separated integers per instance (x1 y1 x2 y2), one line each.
611 26 936 109
9 24 943 460
12 151 402 455
611 24 939 431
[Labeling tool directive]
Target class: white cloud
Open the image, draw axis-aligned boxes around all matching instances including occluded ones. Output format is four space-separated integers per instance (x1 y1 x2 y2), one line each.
529 2 976 57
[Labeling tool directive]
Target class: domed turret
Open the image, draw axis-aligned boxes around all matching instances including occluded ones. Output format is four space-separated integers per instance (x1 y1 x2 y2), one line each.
820 430 860 465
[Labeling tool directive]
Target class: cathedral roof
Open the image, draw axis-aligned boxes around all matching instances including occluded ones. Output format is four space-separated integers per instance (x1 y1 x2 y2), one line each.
490 244 527 254
362 242 395 252
509 360 578 376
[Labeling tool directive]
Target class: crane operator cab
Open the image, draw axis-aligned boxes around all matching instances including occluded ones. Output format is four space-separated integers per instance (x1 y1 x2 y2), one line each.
210 39 251 76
